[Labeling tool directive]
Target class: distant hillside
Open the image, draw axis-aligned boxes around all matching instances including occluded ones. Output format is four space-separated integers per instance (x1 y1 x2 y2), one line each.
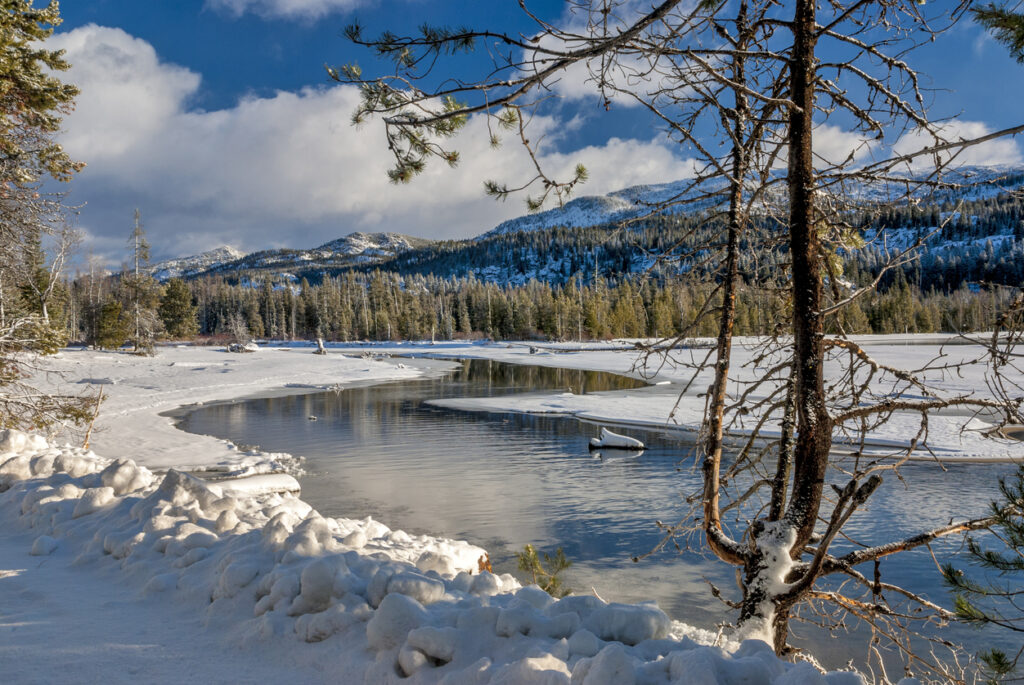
160 168 1024 293
148 232 433 282
351 167 1024 292
484 178 714 237
150 246 246 281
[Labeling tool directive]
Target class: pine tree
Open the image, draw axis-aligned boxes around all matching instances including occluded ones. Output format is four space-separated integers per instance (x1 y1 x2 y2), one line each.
943 465 1024 682
158 278 198 340
974 3 1024 63
95 300 130 351
0 0 92 431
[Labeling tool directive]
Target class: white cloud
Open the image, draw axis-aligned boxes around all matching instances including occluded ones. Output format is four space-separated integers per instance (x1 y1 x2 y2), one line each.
53 25 199 161
51 26 695 264
891 120 1022 170
205 0 363 20
812 124 875 168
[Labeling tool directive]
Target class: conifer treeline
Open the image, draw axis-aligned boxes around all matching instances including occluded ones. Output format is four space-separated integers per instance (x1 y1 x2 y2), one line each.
62 183 1024 347
66 269 1016 345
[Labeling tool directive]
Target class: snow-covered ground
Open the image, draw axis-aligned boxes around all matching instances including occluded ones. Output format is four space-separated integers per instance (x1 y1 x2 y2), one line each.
3 336 1017 684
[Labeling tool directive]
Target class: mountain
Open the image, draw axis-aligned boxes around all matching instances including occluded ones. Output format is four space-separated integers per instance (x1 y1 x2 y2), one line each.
316 232 433 258
486 166 1024 237
149 232 433 282
156 168 1024 292
484 178 713 237
149 246 246 281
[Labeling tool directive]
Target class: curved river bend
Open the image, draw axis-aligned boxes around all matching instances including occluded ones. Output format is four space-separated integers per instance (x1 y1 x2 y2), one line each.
176 357 1018 669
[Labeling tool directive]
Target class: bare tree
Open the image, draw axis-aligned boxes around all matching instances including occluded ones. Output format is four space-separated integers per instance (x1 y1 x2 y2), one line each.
0 185 94 431
336 0 1024 676
120 210 163 354
15 221 82 325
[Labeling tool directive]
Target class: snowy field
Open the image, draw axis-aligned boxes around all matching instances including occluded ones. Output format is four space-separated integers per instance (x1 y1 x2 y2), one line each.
2 337 1018 684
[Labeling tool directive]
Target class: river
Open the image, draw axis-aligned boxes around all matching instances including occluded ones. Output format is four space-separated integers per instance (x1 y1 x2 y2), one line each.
175 357 1020 672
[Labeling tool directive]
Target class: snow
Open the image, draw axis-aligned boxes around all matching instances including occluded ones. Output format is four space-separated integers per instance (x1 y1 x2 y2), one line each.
408 336 1024 462
732 523 798 646
151 232 431 282
214 473 302 496
483 177 722 237
589 427 645 450
486 165 1024 238
0 430 864 684
148 245 246 281
316 231 427 257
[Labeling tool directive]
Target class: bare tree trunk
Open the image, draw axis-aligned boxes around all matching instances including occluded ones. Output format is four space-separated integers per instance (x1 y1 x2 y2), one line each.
735 0 836 651
783 0 832 553
703 0 750 568
0 268 7 329
133 210 142 351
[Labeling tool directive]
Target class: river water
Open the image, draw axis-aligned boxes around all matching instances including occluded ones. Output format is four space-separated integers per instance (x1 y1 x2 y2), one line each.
176 357 1019 670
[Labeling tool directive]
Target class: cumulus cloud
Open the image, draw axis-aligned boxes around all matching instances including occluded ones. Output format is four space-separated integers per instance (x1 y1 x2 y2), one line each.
891 120 1022 170
53 25 199 161
205 0 363 20
812 124 876 168
51 26 695 264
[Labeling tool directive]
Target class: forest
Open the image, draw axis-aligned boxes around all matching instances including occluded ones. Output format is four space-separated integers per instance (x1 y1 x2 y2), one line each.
58 259 1013 348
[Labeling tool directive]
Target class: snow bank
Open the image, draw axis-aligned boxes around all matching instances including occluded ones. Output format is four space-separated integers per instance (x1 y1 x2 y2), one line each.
0 428 864 684
416 339 1024 463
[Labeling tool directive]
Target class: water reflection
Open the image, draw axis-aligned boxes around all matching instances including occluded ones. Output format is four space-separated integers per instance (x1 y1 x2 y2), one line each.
177 358 1019 670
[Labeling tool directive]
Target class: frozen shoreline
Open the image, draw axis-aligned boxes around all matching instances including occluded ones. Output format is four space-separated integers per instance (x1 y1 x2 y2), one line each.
42 336 1009 473
373 338 1024 463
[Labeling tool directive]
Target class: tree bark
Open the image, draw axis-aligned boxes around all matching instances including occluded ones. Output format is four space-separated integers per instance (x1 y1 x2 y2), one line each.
702 0 750 567
783 0 833 553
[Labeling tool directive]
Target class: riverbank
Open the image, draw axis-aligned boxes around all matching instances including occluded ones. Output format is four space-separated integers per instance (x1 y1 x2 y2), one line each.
4 336 1016 683
31 336 1023 471
350 337 1024 462
2 342 866 684
26 344 439 473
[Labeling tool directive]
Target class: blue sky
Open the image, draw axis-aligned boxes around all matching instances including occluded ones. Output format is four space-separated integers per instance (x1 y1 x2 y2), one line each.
51 1 1024 265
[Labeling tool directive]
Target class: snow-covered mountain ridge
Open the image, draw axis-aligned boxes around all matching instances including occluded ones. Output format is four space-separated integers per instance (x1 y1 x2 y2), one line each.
147 232 432 282
484 178 709 237
487 166 1024 237
151 167 1024 287
149 246 246 281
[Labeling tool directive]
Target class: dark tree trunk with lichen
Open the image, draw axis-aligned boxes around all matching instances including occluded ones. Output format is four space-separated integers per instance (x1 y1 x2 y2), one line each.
735 0 835 651
782 0 833 554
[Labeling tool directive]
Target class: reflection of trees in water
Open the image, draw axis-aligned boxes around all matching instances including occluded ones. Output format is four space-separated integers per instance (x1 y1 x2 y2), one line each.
189 360 642 445
449 358 646 394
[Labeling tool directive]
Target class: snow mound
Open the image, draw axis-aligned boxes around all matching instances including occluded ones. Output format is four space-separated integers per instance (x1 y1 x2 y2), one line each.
0 428 863 684
589 428 645 450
